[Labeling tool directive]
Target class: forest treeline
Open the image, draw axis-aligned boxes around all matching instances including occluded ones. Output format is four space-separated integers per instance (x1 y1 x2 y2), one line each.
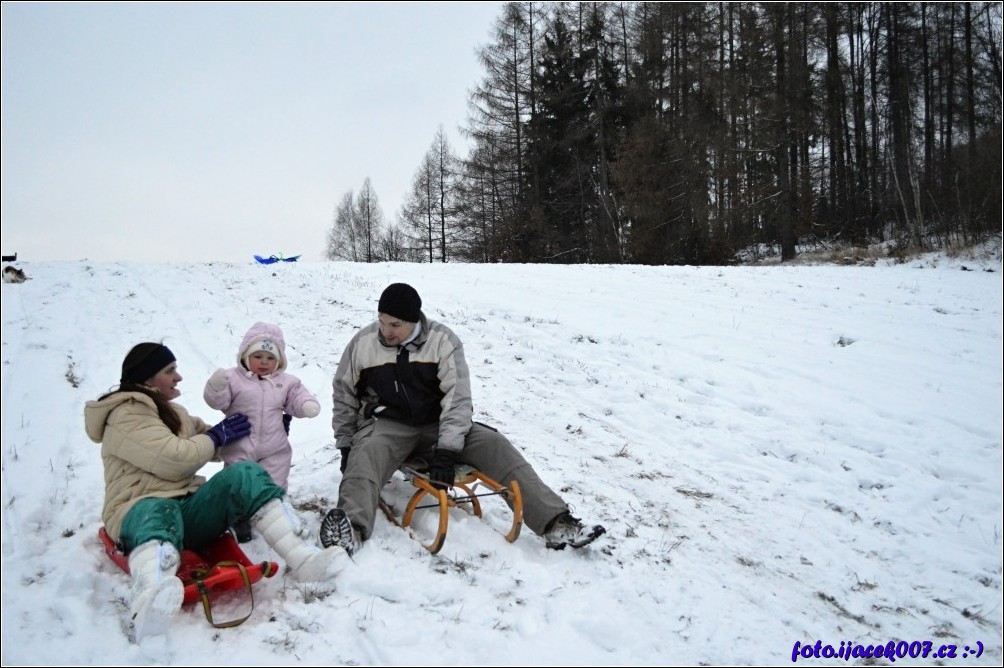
327 2 1002 265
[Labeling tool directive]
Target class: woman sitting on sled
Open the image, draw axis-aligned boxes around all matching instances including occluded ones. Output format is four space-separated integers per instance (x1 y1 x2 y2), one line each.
85 342 349 641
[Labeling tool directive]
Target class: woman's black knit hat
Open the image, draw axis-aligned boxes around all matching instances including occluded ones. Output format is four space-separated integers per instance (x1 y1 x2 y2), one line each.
121 342 176 385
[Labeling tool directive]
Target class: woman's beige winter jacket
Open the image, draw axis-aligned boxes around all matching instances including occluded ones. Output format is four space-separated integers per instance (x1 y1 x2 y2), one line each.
85 391 216 541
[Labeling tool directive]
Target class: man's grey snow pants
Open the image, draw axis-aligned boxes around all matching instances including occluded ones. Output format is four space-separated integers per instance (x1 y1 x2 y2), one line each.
337 418 568 541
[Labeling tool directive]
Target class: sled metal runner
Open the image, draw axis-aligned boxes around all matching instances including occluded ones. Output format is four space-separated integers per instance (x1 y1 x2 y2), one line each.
378 464 523 554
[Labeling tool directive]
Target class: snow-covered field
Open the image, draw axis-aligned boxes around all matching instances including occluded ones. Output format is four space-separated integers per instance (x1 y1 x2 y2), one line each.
2 253 1001 665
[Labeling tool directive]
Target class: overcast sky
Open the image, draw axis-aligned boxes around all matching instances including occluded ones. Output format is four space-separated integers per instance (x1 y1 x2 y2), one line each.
1 2 505 263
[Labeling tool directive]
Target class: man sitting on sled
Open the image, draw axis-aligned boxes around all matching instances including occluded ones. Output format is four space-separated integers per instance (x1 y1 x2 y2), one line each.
320 283 605 554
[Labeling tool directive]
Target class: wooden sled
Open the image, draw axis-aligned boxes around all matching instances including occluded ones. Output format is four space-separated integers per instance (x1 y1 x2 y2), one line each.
98 527 279 628
378 464 523 555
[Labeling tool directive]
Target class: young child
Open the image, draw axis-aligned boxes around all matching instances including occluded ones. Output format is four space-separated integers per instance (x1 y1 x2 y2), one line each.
204 322 320 541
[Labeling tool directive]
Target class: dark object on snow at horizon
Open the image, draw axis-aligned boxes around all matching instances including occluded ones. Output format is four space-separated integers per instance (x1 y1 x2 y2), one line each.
1 252 16 262
3 265 28 284
254 254 301 265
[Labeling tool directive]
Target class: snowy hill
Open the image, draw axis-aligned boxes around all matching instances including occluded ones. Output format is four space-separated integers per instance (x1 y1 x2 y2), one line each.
2 257 1001 665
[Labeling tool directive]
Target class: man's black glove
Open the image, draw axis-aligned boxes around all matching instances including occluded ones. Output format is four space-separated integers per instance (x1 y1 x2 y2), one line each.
282 413 292 434
339 447 350 474
428 448 458 488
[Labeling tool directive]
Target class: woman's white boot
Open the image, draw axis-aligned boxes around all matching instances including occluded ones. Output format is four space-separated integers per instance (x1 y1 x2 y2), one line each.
253 498 350 582
127 541 185 641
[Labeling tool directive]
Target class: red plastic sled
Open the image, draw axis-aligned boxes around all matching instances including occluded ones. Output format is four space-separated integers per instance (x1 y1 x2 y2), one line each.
98 527 279 628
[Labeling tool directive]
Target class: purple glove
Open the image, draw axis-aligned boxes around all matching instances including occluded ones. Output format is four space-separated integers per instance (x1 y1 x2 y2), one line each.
207 413 251 448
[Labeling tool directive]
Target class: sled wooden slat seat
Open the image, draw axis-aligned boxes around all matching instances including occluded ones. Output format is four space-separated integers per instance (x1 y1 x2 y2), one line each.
379 463 523 555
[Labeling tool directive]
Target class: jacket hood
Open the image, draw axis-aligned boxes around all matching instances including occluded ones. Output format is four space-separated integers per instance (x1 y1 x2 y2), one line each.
84 391 156 443
238 322 287 373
